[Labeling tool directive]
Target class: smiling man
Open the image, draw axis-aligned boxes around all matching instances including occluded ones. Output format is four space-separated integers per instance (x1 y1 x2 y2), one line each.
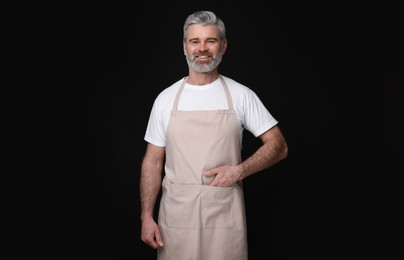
139 10 288 260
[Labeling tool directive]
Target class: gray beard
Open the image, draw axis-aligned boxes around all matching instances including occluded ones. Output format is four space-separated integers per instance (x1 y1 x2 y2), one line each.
186 53 223 73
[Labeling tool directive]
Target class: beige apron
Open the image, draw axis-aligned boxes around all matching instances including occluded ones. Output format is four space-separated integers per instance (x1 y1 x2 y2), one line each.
157 76 248 260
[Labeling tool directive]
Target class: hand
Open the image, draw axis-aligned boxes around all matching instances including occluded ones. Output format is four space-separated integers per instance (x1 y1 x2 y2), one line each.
141 218 164 249
203 165 240 187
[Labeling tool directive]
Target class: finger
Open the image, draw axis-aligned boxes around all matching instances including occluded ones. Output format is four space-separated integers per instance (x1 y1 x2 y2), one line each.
155 232 164 247
204 167 220 176
147 239 159 249
203 170 213 176
142 235 156 249
209 178 219 187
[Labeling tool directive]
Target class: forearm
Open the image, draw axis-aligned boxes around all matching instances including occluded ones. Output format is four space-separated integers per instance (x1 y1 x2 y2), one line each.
140 156 163 221
238 128 288 180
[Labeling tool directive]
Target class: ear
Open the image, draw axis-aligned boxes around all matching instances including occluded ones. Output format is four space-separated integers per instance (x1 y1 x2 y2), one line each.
221 39 228 55
183 43 187 56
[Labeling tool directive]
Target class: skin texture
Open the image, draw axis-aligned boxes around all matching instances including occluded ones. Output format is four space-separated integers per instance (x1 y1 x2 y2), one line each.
140 23 288 249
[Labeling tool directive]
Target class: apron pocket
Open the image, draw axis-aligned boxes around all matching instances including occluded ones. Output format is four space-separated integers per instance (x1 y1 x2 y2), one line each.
201 185 234 229
165 183 202 229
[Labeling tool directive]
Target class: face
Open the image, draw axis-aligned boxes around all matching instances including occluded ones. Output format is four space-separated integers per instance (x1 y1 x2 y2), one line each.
184 24 227 73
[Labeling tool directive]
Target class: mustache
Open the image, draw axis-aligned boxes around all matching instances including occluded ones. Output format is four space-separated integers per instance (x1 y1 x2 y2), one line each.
194 52 212 57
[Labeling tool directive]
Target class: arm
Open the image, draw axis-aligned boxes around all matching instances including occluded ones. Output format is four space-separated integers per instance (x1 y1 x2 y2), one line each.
140 143 165 249
204 125 288 187
238 125 288 178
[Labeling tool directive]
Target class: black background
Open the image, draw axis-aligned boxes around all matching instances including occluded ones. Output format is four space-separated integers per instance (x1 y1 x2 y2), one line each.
55 3 403 259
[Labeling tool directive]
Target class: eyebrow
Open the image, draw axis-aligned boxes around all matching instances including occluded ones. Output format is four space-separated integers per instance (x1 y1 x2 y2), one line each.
187 37 219 42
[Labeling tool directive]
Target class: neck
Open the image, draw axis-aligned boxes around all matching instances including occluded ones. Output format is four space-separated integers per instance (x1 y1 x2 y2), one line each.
186 70 220 86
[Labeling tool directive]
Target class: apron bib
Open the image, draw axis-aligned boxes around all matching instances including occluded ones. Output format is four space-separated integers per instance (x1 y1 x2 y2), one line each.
158 76 248 260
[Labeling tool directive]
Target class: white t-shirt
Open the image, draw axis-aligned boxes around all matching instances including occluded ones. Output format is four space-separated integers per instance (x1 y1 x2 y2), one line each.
144 75 278 147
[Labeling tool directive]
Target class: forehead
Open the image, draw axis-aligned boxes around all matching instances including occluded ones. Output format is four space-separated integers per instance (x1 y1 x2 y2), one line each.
185 24 221 40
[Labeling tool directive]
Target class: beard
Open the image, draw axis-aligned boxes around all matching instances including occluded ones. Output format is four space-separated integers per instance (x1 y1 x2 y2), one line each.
185 51 223 73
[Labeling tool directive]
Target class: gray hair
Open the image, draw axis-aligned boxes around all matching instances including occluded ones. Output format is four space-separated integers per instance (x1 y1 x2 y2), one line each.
183 11 226 42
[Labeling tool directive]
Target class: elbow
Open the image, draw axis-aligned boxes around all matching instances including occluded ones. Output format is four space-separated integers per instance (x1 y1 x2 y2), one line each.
281 141 288 160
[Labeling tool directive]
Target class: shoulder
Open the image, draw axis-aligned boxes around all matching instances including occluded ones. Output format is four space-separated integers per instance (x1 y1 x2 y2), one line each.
220 75 257 98
154 77 185 104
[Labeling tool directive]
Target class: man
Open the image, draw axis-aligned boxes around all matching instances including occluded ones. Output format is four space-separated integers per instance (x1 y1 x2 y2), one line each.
140 10 288 260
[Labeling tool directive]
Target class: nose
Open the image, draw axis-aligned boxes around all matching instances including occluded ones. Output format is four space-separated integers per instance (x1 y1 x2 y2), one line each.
198 41 209 52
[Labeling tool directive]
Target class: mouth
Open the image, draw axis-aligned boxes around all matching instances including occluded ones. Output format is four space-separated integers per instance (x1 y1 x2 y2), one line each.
194 55 212 62
195 55 210 59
